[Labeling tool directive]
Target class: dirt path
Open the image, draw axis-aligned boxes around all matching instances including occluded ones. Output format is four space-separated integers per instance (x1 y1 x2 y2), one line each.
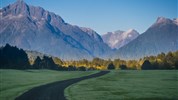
15 71 109 100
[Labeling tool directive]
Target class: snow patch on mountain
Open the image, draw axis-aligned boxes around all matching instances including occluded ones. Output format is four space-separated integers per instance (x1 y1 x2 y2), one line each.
102 29 139 49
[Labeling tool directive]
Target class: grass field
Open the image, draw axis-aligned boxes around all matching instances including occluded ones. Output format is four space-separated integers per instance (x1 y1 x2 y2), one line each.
0 69 98 100
65 70 178 100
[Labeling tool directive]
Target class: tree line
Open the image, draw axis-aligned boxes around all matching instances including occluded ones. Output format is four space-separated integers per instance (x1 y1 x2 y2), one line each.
60 51 178 70
0 44 178 70
0 44 89 71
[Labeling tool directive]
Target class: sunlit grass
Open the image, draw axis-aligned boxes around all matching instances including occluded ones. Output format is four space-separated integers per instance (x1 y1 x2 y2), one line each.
65 70 178 100
0 69 98 100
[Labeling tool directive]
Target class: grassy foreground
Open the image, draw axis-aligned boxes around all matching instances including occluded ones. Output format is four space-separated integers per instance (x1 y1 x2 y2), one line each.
0 69 98 100
65 70 178 100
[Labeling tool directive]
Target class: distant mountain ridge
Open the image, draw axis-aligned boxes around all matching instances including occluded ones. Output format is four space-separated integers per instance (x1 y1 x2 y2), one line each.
102 29 139 49
0 0 112 60
112 17 178 60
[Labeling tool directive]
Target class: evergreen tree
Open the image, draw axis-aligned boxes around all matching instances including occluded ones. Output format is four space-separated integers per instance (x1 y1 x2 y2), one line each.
0 44 30 69
33 56 42 69
107 63 115 70
141 60 152 70
120 65 127 70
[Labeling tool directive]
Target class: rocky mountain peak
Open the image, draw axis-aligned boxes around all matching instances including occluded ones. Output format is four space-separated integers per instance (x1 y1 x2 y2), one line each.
155 17 172 24
102 29 139 49
16 0 26 5
112 17 178 60
124 29 139 36
146 17 178 32
10 0 29 15
127 29 136 33
0 0 112 60
1 0 66 25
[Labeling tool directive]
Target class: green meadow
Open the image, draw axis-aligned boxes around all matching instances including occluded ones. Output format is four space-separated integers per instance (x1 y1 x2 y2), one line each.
1 70 177 100
65 70 178 100
0 69 97 100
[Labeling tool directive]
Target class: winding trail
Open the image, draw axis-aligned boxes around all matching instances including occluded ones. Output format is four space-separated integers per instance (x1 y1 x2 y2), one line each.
15 71 109 100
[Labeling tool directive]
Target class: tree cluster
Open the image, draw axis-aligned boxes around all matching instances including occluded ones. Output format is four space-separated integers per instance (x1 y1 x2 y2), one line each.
141 51 178 70
0 44 90 71
0 44 30 69
0 44 60 70
32 56 59 70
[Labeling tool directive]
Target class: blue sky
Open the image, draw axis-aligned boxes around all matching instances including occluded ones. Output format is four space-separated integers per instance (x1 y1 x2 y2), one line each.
1 0 177 34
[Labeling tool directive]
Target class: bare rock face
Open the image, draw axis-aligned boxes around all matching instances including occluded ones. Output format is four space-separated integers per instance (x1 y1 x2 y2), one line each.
0 0 112 60
102 29 139 49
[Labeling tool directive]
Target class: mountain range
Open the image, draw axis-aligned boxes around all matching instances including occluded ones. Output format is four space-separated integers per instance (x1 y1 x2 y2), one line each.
0 0 177 60
0 0 111 60
102 29 139 49
112 17 178 60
